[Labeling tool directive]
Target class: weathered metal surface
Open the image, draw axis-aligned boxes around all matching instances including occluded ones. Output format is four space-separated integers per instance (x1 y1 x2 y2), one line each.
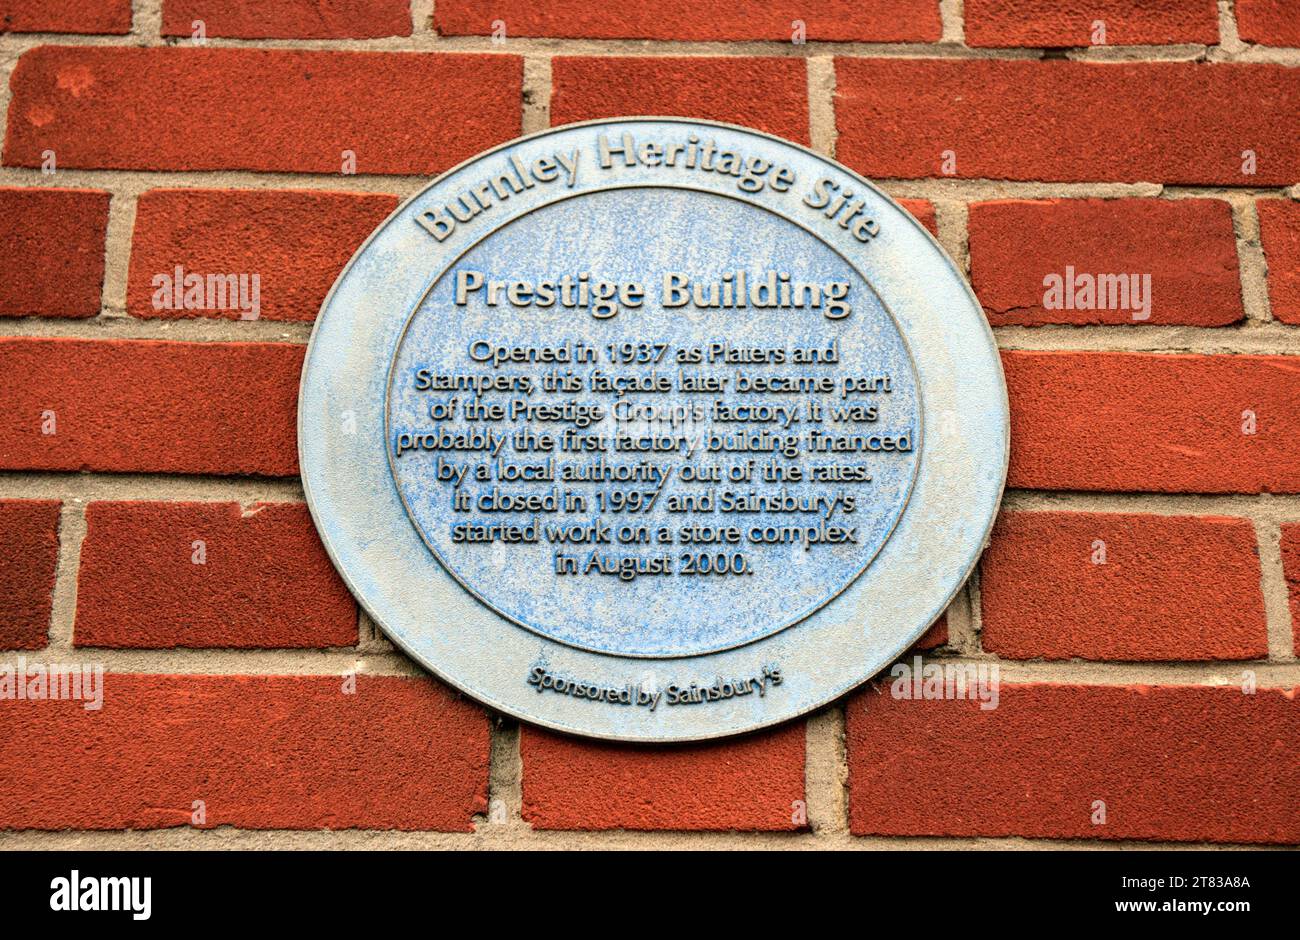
299 118 1008 742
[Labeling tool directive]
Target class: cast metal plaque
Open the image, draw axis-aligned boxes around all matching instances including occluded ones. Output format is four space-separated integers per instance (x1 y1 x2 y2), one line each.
300 118 1008 741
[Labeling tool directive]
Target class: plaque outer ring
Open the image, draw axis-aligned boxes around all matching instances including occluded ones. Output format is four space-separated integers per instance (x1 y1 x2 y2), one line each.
299 117 1009 742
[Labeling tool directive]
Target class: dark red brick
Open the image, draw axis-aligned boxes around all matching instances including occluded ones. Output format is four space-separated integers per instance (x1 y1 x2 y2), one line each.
0 188 109 318
1258 199 1300 325
916 614 948 650
0 338 301 476
0 0 130 34
1236 0 1300 46
981 511 1267 660
1281 524 1300 654
848 684 1300 843
163 0 412 39
835 59 1300 184
0 675 488 829
970 198 1242 326
1004 351 1300 493
897 197 937 237
438 0 939 42
0 500 61 650
4 47 521 174
522 723 806 830
75 502 356 649
965 0 1218 47
128 189 398 322
551 56 809 144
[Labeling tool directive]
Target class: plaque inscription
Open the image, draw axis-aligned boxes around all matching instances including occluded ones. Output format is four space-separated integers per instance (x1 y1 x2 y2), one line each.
300 119 1008 741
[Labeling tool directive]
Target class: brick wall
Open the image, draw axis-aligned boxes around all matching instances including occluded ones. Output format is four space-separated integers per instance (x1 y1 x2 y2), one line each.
0 0 1297 848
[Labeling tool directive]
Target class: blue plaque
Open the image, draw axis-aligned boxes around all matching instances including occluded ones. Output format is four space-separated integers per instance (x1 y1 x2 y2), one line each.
300 118 1007 741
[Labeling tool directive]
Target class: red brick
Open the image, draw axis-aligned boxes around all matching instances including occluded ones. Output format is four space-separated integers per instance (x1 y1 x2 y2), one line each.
0 338 301 476
897 198 937 237
437 0 939 42
1282 524 1300 653
915 614 948 650
0 188 109 318
551 57 809 144
1258 199 1300 325
981 511 1267 660
75 502 355 649
1237 0 1300 46
1004 351 1300 493
0 675 488 829
965 0 1218 47
163 0 412 39
916 621 947 649
522 723 805 830
0 500 61 650
128 189 398 322
970 199 1242 326
0 0 130 34
848 684 1300 843
3 47 521 174
835 59 1300 185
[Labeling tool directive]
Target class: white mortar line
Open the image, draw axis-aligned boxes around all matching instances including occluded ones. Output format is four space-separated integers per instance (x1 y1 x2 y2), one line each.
12 319 1299 356
0 827 1285 850
412 0 434 37
4 167 1298 203
99 189 137 317
8 482 1300 520
804 703 847 834
991 324 1300 354
0 318 317 342
1 29 1298 61
43 499 87 653
485 718 527 830
1231 195 1274 323
805 55 836 157
946 579 980 655
939 0 965 45
356 608 396 654
1216 0 1246 55
133 0 162 41
521 55 551 133
933 199 969 275
1255 519 1298 660
1 645 1296 685
1001 490 1300 523
963 569 986 654
0 472 307 503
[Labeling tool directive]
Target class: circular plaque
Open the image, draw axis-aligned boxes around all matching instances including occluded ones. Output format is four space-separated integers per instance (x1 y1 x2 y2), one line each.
300 118 1008 742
